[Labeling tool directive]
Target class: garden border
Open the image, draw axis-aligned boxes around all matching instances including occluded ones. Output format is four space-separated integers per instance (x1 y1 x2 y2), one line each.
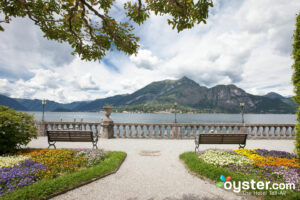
45 152 127 200
0 151 127 200
179 151 299 200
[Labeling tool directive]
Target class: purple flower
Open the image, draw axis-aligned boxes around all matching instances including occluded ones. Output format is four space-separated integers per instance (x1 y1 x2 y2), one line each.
0 159 47 196
255 149 297 159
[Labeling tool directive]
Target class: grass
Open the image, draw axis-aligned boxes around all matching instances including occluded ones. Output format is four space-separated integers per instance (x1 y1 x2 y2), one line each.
0 151 126 200
179 152 300 200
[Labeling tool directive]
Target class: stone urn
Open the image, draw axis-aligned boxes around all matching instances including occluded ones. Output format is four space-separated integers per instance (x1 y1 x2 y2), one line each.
101 105 114 138
104 105 112 119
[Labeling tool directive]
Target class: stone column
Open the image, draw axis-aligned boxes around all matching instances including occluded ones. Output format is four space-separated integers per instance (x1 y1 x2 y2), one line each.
101 105 114 139
239 125 248 134
172 124 181 139
36 121 47 136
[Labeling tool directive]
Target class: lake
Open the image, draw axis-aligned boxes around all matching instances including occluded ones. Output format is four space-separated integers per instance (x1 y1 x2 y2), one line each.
28 112 296 124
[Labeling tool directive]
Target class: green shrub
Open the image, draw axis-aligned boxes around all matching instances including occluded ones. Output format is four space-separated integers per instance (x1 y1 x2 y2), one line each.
292 13 300 158
0 106 37 155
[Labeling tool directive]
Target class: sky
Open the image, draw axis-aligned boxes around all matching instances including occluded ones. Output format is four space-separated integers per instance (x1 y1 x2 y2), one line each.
0 0 299 103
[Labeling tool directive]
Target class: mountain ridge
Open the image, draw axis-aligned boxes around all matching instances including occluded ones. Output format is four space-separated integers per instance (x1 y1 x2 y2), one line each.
0 77 296 113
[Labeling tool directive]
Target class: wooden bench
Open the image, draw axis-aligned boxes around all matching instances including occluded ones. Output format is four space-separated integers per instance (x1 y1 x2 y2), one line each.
46 130 98 149
195 133 248 153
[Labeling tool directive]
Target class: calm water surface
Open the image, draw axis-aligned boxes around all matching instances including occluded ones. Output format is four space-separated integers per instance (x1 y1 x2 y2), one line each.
28 112 296 124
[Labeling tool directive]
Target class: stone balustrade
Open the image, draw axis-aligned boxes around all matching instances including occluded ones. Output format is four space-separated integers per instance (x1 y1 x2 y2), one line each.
36 121 102 136
36 121 296 139
113 123 295 139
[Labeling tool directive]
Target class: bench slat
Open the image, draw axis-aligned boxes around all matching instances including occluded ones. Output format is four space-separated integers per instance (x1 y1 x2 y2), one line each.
198 134 247 145
47 130 95 142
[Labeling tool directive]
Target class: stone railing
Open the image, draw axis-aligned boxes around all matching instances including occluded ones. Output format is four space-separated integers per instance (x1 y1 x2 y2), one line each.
36 121 296 139
36 121 102 136
36 105 295 139
113 123 295 139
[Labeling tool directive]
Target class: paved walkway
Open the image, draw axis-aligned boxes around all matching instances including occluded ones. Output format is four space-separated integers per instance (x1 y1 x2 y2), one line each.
27 138 295 200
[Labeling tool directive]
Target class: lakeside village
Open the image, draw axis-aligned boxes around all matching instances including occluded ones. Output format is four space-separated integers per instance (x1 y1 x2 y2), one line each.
99 103 230 114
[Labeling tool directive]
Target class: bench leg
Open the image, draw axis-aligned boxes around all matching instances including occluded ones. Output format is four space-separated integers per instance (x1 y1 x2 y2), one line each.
195 144 199 154
239 144 246 149
92 142 98 149
48 142 56 149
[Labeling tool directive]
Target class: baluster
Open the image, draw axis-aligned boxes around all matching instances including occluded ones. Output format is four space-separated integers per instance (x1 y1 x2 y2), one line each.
250 126 255 137
152 125 155 138
115 125 120 138
224 126 229 134
195 126 199 138
291 126 296 137
128 125 132 138
146 125 150 138
256 126 261 137
280 126 285 137
182 126 188 138
273 127 278 137
228 126 232 134
262 126 267 137
163 125 168 138
268 126 273 137
133 125 138 138
99 124 102 137
152 125 156 138
286 126 291 137
158 125 162 138
121 125 126 138
140 125 145 138
220 126 224 134
203 126 207 134
170 125 174 138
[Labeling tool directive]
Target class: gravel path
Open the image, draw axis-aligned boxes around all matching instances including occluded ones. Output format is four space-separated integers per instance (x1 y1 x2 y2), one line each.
27 138 295 200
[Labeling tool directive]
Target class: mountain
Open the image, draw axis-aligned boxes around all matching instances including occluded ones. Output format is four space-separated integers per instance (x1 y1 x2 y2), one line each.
0 94 27 111
0 77 297 113
73 77 296 113
14 98 89 112
264 92 297 108
265 92 285 99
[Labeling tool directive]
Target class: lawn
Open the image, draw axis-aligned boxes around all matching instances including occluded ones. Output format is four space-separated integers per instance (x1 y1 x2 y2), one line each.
180 149 299 200
0 149 126 200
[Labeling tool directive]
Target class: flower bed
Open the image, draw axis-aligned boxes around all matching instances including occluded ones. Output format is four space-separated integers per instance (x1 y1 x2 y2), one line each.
0 149 107 196
198 149 300 192
198 149 252 166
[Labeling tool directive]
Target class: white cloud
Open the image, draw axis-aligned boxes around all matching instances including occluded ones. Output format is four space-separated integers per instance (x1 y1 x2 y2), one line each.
0 0 299 102
130 49 160 70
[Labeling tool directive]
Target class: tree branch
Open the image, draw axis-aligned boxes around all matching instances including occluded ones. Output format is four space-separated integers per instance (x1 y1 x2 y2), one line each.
80 1 96 42
68 0 83 48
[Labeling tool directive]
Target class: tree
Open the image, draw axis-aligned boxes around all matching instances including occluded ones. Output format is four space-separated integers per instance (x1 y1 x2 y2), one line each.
292 13 300 158
0 0 213 61
0 105 37 155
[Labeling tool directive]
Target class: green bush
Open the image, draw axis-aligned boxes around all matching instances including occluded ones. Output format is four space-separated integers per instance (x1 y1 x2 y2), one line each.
0 106 37 155
292 13 300 158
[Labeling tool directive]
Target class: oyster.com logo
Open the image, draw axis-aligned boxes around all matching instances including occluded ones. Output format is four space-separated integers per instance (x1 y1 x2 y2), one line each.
216 175 231 187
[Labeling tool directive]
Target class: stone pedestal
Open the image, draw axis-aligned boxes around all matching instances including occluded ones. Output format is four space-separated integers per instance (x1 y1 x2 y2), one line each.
36 122 46 136
239 126 248 134
172 125 181 139
101 105 114 139
101 118 114 138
